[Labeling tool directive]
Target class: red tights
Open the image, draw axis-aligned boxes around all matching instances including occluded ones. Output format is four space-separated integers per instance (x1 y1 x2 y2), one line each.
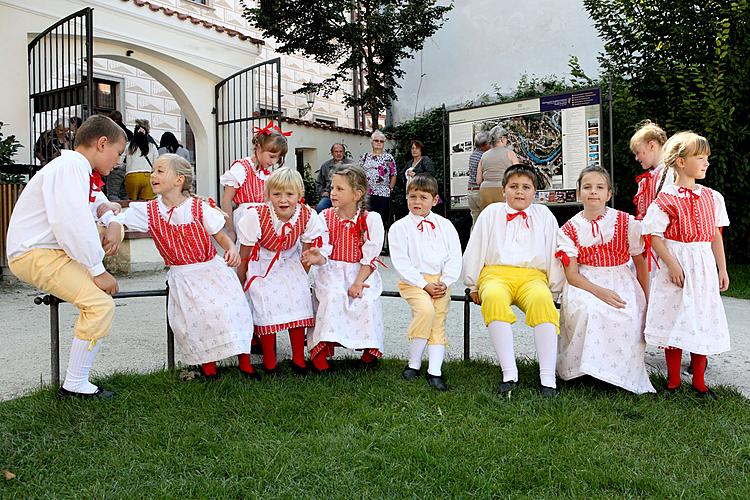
665 348 708 392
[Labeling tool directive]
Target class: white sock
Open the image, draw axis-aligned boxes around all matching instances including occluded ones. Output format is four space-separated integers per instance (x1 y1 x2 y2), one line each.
62 337 101 394
488 321 517 382
427 344 446 376
408 338 428 370
534 323 558 388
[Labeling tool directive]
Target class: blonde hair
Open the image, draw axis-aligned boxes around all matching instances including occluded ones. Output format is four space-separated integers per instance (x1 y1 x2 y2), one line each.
156 153 195 197
263 167 305 201
332 165 368 211
629 119 667 152
254 129 288 165
662 131 711 172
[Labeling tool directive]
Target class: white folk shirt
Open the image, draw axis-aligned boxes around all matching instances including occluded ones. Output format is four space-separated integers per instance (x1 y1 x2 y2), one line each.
462 202 565 297
388 211 462 289
7 150 112 276
101 196 226 236
235 202 326 251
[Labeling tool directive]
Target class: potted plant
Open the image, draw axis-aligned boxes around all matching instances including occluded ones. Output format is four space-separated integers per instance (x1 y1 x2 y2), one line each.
1 121 25 269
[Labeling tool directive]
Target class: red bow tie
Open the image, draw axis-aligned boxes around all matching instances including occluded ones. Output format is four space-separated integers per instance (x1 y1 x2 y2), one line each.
88 172 105 202
506 210 529 228
417 219 435 232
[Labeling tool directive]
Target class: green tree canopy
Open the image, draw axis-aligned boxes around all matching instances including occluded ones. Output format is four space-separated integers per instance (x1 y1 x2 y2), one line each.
244 0 453 130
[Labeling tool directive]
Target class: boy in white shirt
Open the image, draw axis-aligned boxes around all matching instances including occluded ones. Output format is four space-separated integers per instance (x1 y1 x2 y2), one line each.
7 115 126 399
388 175 462 391
463 164 565 398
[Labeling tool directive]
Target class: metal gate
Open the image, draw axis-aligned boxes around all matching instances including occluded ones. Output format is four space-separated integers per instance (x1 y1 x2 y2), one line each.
215 57 282 195
28 8 93 166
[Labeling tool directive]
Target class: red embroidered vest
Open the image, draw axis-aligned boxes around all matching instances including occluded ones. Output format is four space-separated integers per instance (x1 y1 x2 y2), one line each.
654 188 716 243
323 208 368 263
561 210 630 267
147 198 217 266
232 159 266 204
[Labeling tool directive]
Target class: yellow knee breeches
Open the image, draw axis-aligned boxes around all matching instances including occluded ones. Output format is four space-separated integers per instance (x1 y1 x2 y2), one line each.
398 274 451 345
477 265 559 332
9 249 115 344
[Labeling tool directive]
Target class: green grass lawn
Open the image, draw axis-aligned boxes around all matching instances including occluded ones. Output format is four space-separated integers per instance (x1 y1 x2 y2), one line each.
1 360 748 498
725 263 750 299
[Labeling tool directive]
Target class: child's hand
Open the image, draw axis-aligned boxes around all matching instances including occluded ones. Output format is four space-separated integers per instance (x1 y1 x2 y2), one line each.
97 202 121 218
224 246 241 267
718 269 730 292
424 282 446 298
301 247 325 267
348 282 370 299
667 261 685 287
593 286 626 309
101 223 123 256
469 291 481 305
93 271 118 295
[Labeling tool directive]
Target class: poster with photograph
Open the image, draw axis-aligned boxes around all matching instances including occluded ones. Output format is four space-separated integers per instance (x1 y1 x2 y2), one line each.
447 88 602 209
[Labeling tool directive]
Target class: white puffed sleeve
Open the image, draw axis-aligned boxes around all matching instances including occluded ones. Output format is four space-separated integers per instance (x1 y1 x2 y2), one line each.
713 190 730 227
556 224 578 260
235 206 261 246
315 212 333 259
360 211 385 268
301 206 325 244
627 215 645 255
102 202 149 233
642 202 670 239
440 221 463 288
388 219 427 288
201 201 227 235
462 206 492 292
219 160 248 188
543 210 565 299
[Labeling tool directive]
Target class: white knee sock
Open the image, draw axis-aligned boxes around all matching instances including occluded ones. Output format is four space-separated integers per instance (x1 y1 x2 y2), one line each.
534 323 558 388
62 337 101 394
427 345 446 376
488 321 517 382
408 338 428 370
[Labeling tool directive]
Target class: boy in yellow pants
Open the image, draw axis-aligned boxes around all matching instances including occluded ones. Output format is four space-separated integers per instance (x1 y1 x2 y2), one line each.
7 115 126 399
388 175 462 391
463 164 565 398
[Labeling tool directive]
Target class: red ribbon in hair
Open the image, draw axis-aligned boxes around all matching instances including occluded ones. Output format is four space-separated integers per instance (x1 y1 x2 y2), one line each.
506 210 529 228
555 250 571 268
88 172 105 203
253 119 293 137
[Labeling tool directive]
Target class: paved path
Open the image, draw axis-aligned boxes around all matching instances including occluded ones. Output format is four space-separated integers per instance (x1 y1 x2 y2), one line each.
1 259 748 401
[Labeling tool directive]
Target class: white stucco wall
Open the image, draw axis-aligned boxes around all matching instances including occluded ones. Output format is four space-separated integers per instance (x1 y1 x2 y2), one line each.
392 0 604 122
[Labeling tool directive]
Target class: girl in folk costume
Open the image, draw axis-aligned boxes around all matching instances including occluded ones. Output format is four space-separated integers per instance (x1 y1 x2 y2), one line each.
302 166 386 373
642 132 730 398
463 164 565 398
556 166 655 394
236 168 325 375
101 154 256 380
220 120 291 241
630 120 675 221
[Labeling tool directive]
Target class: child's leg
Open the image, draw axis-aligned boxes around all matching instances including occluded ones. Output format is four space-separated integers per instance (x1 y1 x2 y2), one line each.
201 361 217 377
9 249 115 393
488 321 517 382
665 348 683 390
408 339 428 370
426 290 451 377
237 353 255 374
397 280 437 371
288 327 306 368
478 267 518 382
258 333 277 370
516 273 560 388
690 353 708 392
310 342 331 372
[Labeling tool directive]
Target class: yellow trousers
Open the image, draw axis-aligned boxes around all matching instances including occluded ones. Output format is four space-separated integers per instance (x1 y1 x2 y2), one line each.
9 249 114 344
124 172 155 200
398 274 451 345
478 265 559 332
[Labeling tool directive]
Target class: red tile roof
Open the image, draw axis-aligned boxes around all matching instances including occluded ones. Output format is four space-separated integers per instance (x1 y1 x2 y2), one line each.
281 116 370 137
124 0 265 45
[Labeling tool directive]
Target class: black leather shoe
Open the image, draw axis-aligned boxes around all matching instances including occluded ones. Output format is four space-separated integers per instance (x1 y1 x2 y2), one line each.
402 366 421 380
361 358 379 370
497 380 517 398
692 385 718 400
263 366 280 376
540 385 559 398
57 386 115 400
426 373 448 391
239 370 261 381
291 362 308 376
663 385 681 397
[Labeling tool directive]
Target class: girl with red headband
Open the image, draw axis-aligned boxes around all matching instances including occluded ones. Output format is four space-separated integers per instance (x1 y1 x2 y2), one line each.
236 168 325 375
302 165 386 374
556 166 654 394
642 132 730 398
220 120 291 243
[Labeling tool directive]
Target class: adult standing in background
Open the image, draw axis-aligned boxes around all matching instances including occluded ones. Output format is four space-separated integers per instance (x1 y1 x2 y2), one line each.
477 125 519 210
123 119 158 200
404 139 435 182
105 111 132 200
109 111 133 142
315 143 354 213
467 131 490 226
360 129 397 228
33 119 70 166
158 131 191 162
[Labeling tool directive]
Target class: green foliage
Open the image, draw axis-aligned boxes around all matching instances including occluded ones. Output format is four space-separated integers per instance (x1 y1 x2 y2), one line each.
244 0 453 130
300 161 320 208
1 361 749 497
583 0 750 261
0 121 24 184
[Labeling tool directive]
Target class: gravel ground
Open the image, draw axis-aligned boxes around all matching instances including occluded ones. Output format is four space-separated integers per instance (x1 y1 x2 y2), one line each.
2 258 748 401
